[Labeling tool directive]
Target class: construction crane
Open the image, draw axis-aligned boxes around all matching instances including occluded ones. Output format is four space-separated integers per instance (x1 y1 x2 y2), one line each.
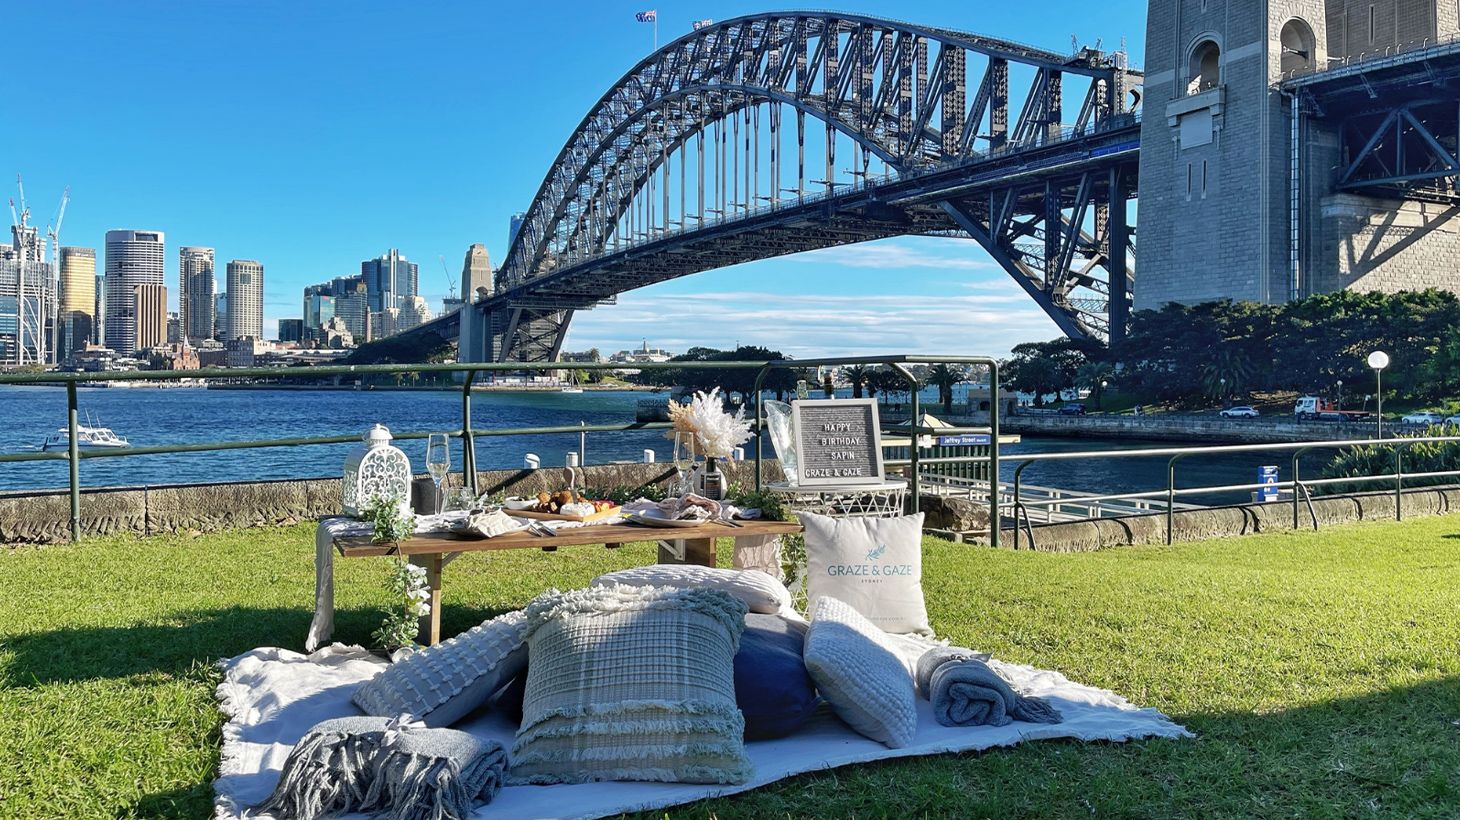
439 254 457 301
46 186 68 264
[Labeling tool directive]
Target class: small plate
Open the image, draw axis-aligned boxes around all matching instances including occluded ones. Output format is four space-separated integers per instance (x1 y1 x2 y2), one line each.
625 511 712 529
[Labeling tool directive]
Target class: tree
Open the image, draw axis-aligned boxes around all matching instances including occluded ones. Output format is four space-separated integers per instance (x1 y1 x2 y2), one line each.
1075 361 1115 410
866 367 907 405
843 365 870 399
923 363 963 415
632 345 804 402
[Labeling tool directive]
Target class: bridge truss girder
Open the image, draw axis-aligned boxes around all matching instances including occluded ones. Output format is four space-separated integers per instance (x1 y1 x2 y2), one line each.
481 12 1140 361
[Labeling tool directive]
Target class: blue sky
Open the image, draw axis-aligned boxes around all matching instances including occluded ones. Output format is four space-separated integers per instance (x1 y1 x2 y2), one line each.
1 1 1147 357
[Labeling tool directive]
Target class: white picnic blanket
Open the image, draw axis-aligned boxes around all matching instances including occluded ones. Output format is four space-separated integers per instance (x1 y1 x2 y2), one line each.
214 641 1190 820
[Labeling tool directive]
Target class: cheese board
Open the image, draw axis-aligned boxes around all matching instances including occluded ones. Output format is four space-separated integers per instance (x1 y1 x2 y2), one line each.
509 505 623 524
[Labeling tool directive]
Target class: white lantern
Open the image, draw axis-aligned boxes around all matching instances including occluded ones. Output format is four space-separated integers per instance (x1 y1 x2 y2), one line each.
342 424 413 518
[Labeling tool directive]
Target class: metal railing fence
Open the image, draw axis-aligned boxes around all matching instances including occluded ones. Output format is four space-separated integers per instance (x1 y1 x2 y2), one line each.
1007 435 1460 549
0 354 1003 546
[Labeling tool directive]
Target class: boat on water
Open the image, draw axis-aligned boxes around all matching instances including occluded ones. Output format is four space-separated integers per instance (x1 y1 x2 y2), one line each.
560 372 584 393
41 421 132 451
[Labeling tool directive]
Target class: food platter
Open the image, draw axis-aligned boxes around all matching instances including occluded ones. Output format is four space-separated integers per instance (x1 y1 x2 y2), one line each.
511 506 624 524
624 510 715 529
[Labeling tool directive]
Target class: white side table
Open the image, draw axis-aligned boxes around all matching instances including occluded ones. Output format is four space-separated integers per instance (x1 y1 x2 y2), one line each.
766 478 908 518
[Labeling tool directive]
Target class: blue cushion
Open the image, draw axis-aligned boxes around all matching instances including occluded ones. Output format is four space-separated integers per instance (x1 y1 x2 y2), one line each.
735 614 819 739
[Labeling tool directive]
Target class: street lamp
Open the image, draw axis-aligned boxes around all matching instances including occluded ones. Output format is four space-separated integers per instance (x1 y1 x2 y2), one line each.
1336 379 1343 410
1100 378 1108 411
1219 377 1227 408
1368 350 1390 438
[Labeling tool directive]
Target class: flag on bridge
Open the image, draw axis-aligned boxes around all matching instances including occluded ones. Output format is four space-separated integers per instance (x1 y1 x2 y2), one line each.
692 18 714 30
635 10 657 22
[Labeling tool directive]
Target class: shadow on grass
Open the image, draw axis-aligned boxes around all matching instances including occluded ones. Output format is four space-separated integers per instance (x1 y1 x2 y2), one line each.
2 603 511 687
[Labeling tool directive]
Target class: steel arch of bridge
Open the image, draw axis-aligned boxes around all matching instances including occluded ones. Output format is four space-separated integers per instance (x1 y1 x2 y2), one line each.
481 11 1140 362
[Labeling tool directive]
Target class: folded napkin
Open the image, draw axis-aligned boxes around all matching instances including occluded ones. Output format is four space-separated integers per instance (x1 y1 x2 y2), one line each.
915 647 1062 728
253 715 508 820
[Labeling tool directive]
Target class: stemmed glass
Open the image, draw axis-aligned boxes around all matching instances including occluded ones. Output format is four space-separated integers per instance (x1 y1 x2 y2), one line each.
426 434 450 514
672 432 697 497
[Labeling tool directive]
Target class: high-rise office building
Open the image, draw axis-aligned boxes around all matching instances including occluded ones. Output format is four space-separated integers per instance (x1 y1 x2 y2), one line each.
509 213 526 247
93 274 105 345
104 230 166 355
461 244 492 303
57 246 96 363
277 318 305 343
331 276 369 340
0 221 57 366
215 292 228 341
179 246 216 342
224 260 263 340
303 285 336 335
133 283 168 351
360 249 417 313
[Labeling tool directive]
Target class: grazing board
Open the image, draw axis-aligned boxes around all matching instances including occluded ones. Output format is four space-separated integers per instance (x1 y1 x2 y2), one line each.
509 506 623 523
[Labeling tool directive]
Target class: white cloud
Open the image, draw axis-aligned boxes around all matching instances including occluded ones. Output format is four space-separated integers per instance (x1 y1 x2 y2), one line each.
566 287 1058 359
797 238 999 272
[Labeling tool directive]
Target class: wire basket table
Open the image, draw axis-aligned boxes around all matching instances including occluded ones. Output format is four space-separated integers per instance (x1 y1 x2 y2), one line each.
765 478 909 519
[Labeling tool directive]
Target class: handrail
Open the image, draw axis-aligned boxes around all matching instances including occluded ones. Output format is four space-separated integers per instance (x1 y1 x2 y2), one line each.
0 354 1004 546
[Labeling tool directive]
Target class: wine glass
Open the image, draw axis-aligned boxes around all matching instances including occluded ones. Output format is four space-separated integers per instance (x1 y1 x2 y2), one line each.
426 434 450 514
672 432 696 497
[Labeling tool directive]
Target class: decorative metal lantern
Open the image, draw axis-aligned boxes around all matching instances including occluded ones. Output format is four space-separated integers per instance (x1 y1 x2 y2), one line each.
342 424 413 518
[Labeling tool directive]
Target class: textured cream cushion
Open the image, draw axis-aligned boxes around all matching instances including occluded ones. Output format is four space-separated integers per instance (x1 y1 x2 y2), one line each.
352 610 528 727
592 565 792 614
803 596 918 748
509 585 753 785
802 511 932 636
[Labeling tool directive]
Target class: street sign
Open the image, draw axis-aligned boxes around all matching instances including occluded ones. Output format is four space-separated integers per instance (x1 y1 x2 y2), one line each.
1258 466 1280 502
936 434 992 446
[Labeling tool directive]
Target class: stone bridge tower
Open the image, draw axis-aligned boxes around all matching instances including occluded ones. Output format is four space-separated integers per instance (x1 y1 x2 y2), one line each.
1138 1 1460 311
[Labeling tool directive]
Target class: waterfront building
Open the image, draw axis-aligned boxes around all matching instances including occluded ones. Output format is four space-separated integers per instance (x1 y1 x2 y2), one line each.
224 336 268 368
0 222 57 366
104 230 165 356
278 318 304 343
361 249 418 313
132 283 168 351
178 246 216 342
57 246 96 363
609 339 673 364
462 243 492 303
224 260 263 341
214 292 228 341
166 312 181 344
92 273 105 344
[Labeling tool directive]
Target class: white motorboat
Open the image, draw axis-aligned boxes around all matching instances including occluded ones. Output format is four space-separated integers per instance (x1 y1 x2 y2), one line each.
41 424 131 451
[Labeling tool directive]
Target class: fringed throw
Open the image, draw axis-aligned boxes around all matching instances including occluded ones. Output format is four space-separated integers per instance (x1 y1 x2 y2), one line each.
253 716 391 820
252 716 507 820
915 647 1063 728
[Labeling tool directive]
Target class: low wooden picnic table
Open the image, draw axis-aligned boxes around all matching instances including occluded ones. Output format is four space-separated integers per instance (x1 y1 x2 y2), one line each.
332 519 803 645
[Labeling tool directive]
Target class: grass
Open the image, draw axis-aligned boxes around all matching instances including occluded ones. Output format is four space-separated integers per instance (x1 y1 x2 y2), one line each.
2 517 1459 818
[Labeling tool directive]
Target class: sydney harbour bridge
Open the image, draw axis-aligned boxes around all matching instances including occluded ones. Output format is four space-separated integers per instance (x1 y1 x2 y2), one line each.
425 11 1144 362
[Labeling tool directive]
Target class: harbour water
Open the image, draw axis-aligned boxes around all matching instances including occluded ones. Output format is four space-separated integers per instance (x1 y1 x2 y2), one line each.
0 385 1334 500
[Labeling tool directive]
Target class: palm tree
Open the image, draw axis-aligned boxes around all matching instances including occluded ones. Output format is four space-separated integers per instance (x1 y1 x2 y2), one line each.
1076 362 1115 410
843 365 870 399
923 363 962 415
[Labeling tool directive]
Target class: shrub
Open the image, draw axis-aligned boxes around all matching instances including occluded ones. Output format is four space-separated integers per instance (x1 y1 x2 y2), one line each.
1319 425 1460 495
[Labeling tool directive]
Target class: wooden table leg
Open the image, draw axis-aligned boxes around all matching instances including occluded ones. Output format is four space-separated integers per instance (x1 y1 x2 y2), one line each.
411 554 444 646
657 537 716 567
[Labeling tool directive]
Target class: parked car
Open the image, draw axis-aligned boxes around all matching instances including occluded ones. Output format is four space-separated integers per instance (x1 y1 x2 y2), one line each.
1401 411 1446 425
1058 404 1086 416
1219 405 1260 419
1446 414 1460 426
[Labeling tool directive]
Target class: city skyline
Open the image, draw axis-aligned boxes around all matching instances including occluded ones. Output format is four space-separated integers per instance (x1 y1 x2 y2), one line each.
0 1 1148 359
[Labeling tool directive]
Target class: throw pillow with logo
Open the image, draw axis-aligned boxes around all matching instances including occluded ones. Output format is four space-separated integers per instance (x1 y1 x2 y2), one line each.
801 511 932 637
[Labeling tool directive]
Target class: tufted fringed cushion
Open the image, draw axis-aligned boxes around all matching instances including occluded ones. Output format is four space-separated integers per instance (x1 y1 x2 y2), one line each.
509 585 753 785
802 596 918 748
591 565 792 614
353 610 528 728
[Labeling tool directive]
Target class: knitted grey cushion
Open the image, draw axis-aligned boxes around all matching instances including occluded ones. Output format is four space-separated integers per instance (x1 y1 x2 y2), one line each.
591 565 792 613
803 596 918 748
509 585 753 785
353 610 528 727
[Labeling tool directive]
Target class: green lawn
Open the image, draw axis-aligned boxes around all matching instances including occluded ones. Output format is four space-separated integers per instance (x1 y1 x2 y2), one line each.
2 516 1458 818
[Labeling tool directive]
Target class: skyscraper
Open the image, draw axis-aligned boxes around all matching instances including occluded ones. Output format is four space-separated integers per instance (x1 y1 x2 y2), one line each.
461 243 492 304
360 249 417 313
330 276 369 340
215 292 228 341
93 274 105 345
509 213 526 248
0 221 56 366
57 246 96 362
133 283 168 351
179 246 216 342
104 230 165 355
224 260 263 340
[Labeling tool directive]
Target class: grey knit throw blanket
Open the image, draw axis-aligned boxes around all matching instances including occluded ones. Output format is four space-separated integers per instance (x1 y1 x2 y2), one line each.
914 647 1063 728
252 715 508 820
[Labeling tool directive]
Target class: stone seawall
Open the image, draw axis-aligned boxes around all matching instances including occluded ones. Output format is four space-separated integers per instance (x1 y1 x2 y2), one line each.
1002 414 1382 444
0 460 781 545
1002 485 1460 552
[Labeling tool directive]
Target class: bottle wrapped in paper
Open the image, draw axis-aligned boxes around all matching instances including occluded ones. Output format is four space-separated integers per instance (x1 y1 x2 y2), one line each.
763 400 799 484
